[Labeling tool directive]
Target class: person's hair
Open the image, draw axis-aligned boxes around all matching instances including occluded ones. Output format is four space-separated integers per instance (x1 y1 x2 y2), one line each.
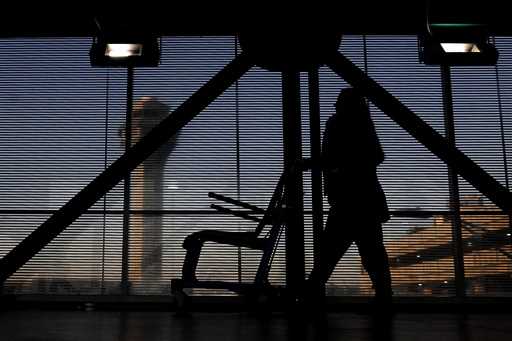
335 88 367 111
335 88 371 128
333 87 384 164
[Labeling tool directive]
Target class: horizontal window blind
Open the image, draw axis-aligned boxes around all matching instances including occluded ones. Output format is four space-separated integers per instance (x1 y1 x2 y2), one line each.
0 38 125 294
127 37 239 294
365 36 454 296
0 35 510 298
450 36 512 296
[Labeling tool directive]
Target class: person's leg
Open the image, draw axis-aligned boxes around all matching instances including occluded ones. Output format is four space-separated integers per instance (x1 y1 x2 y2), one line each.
307 209 353 292
356 223 393 301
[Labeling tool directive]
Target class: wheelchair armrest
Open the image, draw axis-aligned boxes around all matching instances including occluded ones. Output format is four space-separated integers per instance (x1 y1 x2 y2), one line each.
210 204 262 223
208 192 265 214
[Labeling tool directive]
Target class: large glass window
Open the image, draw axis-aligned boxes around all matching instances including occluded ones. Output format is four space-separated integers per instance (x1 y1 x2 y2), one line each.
0 35 511 297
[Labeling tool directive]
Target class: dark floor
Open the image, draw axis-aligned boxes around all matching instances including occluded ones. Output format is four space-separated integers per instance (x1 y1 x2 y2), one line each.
0 309 511 341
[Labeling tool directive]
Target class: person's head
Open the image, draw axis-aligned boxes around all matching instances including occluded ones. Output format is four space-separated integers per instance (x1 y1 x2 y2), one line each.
334 87 368 115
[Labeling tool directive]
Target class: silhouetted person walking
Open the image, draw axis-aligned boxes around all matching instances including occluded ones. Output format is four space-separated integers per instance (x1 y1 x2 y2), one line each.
307 88 393 304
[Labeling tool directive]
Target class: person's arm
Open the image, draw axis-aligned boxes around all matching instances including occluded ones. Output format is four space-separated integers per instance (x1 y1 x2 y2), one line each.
322 120 332 198
369 118 385 166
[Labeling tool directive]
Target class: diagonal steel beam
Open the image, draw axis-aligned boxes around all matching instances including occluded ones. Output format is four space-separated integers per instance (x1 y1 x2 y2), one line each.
327 51 512 213
0 53 253 283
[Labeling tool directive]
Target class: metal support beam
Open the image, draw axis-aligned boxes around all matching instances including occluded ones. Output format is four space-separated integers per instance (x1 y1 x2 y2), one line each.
441 65 466 298
307 68 325 296
0 53 253 283
328 51 512 214
493 57 512 251
121 66 134 295
282 70 305 299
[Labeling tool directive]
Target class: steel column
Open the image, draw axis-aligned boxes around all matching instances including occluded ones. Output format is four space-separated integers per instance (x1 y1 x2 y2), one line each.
282 70 305 299
307 68 325 296
441 65 466 298
121 66 134 294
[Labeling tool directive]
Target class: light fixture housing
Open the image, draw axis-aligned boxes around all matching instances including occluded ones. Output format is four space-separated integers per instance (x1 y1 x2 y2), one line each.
90 35 160 67
420 25 498 66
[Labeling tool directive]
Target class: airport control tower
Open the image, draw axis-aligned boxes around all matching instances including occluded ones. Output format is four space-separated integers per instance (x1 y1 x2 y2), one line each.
121 97 178 290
